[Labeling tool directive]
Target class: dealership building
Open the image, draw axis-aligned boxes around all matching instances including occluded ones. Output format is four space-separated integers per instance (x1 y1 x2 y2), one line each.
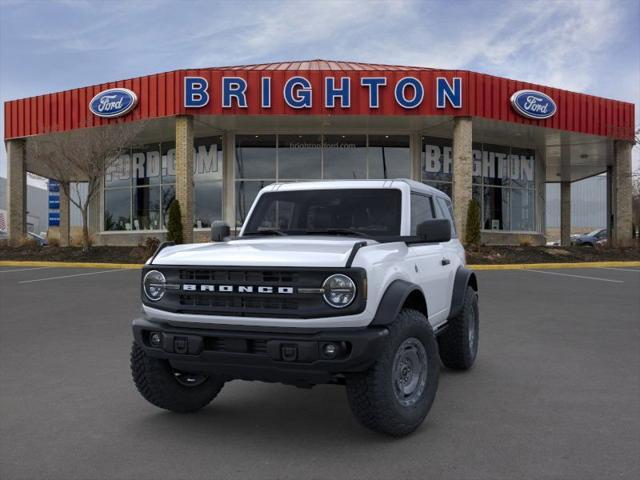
3 60 636 246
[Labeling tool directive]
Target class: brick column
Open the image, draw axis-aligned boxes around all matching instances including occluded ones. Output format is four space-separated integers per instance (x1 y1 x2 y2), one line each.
59 182 70 247
452 117 473 241
6 139 27 245
175 115 194 243
560 181 571 246
611 141 633 247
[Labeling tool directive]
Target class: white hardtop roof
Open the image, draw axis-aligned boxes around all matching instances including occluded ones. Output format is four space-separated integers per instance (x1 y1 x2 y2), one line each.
261 179 450 200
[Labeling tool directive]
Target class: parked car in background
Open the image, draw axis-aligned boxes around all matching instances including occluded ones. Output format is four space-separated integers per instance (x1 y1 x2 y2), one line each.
571 229 607 247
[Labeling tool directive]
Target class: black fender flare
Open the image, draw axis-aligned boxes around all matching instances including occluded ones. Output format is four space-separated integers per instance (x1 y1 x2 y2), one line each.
448 267 478 320
370 279 427 326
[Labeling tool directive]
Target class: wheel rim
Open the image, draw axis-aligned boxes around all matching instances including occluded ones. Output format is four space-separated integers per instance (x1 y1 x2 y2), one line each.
173 370 208 387
392 337 428 407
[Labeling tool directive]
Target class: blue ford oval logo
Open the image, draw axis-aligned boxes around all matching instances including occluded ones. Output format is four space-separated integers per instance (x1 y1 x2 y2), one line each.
510 89 556 120
89 88 138 118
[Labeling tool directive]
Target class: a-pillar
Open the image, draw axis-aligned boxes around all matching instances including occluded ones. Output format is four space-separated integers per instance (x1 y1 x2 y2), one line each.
6 139 27 245
610 141 633 247
560 181 571 246
59 181 70 247
175 115 194 243
452 117 473 241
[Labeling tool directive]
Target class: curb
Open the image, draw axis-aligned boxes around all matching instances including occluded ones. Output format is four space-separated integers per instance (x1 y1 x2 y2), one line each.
0 260 143 269
1 260 639 271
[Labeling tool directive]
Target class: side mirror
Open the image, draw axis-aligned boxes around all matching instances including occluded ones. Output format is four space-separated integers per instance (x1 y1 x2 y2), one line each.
416 219 451 243
211 221 231 242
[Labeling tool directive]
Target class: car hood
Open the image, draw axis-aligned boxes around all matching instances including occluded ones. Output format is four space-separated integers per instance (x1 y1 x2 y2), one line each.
151 236 372 267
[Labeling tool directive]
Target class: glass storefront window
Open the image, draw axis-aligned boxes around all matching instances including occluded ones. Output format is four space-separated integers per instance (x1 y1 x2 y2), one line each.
278 134 322 179
235 135 276 179
422 136 537 232
104 136 223 232
509 147 535 189
368 135 410 179
323 134 366 179
483 186 509 231
161 185 175 227
510 188 535 231
194 181 223 228
133 186 160 230
104 188 131 231
422 136 453 183
105 153 131 188
471 142 483 184
132 143 161 187
194 136 223 183
161 141 176 183
482 143 510 187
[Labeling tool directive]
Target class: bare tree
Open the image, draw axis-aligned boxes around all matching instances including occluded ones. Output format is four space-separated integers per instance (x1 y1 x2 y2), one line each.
27 122 143 251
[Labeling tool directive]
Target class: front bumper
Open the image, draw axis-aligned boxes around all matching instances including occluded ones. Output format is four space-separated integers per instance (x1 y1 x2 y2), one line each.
132 317 388 386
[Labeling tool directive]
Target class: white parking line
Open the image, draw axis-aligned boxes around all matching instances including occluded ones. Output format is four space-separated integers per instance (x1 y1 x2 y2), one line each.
525 269 624 283
0 267 53 273
18 269 127 284
597 267 640 273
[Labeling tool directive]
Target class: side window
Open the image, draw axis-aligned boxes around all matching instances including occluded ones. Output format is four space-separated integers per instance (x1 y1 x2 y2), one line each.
436 197 457 238
410 193 435 234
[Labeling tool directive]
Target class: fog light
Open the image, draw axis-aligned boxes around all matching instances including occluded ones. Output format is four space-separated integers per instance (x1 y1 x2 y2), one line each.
323 343 338 358
150 332 162 347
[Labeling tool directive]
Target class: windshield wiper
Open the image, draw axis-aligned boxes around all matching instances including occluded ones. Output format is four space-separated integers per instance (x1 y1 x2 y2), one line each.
244 229 287 236
304 228 370 238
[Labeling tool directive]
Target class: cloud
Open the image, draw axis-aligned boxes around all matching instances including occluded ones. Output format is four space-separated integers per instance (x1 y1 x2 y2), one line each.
1 0 638 177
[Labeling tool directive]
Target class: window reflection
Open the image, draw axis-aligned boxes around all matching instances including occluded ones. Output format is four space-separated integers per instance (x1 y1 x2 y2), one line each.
323 135 366 179
104 136 224 232
104 188 131 231
422 136 536 233
133 186 160 230
368 135 410 178
278 134 322 179
235 135 276 179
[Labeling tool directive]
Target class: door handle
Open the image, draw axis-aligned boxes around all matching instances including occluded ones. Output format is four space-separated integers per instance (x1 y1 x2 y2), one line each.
441 258 450 266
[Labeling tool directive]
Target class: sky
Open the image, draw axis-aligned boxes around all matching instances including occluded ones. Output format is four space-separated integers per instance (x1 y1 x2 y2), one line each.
0 0 639 183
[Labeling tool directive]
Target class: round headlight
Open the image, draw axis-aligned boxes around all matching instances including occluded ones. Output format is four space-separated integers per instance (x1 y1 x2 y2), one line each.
143 270 166 301
322 274 356 308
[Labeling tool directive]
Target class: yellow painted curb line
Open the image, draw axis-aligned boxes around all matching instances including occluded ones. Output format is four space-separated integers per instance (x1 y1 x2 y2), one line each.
0 260 143 269
469 261 640 270
1 259 638 271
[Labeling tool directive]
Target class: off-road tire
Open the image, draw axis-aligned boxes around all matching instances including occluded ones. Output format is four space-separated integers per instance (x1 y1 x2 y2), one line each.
438 286 478 370
130 342 225 413
345 309 439 436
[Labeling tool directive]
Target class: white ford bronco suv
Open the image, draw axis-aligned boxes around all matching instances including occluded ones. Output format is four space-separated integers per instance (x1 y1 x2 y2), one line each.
131 179 478 436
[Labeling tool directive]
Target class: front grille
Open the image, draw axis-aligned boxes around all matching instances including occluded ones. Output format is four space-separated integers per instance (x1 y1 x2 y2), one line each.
179 293 299 314
180 269 300 284
143 266 366 319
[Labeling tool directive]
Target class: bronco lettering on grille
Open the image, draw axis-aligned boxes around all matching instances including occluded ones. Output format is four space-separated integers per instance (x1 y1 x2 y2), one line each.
182 284 295 294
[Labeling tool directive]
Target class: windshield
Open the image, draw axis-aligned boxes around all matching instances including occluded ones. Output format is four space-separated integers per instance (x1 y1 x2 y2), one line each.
242 188 402 238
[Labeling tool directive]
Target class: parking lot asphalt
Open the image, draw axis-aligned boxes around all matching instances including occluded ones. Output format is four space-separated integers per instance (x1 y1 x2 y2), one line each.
1 265 639 480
